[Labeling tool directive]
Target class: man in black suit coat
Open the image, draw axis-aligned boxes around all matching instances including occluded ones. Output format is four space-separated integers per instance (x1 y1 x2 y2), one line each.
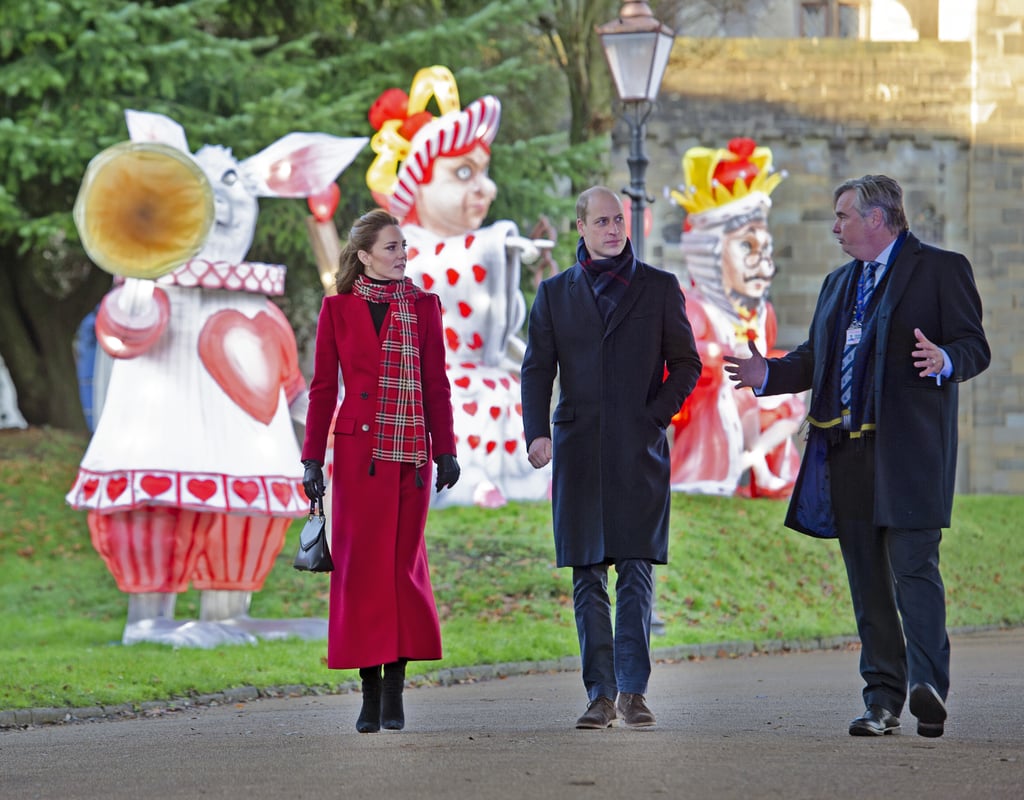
725 174 990 738
522 186 701 730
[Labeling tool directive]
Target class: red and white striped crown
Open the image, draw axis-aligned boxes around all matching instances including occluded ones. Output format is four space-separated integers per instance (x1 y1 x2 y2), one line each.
365 65 501 220
389 95 501 219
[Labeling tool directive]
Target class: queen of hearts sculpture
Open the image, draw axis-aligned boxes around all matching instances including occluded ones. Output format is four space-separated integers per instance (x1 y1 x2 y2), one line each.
668 138 805 498
365 65 552 508
66 110 366 646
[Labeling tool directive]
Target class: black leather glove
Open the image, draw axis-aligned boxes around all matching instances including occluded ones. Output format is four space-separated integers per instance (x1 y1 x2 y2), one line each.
302 459 325 501
434 454 460 492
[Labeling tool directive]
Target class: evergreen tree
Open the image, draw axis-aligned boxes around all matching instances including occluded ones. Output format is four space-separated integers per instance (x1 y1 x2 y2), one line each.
0 0 612 429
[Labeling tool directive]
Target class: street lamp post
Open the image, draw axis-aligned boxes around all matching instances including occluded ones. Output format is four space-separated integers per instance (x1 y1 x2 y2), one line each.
596 1 675 262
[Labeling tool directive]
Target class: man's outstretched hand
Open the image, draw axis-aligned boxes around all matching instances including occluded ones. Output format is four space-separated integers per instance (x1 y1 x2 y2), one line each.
723 341 768 390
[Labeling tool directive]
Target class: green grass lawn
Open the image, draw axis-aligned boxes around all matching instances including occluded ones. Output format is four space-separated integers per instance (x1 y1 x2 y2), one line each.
1 426 1021 711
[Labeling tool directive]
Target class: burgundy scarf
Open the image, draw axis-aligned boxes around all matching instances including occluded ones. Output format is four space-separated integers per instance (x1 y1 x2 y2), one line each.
577 237 636 325
352 275 428 468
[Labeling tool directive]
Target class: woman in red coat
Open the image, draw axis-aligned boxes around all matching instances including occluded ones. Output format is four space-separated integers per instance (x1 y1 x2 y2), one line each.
301 209 460 733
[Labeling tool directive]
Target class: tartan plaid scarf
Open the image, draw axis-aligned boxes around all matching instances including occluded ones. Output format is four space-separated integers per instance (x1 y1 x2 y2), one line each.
353 275 428 471
577 237 636 325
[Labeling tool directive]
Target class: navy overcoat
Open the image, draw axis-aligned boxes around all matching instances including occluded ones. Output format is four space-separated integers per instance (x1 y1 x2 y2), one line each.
763 233 990 537
521 258 701 567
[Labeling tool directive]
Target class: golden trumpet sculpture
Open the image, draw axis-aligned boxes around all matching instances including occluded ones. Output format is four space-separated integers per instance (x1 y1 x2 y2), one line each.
74 141 214 279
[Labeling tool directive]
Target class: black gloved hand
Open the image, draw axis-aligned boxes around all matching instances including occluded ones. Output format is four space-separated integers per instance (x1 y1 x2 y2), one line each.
302 459 325 501
434 454 460 492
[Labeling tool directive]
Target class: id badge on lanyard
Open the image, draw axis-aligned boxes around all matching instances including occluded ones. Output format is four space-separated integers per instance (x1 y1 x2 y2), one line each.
846 324 863 347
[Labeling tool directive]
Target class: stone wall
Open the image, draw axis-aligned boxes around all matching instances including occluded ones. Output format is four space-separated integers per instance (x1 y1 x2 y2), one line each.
612 5 1024 494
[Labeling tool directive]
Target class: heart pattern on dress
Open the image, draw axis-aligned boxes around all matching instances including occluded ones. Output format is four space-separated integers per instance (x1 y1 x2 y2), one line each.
141 475 172 497
232 479 260 505
107 477 128 501
187 479 218 502
271 481 293 507
402 226 548 502
198 309 288 425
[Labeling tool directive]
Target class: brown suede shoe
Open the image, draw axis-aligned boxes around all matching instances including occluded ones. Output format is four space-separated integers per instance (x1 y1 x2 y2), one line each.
616 693 656 728
575 696 617 729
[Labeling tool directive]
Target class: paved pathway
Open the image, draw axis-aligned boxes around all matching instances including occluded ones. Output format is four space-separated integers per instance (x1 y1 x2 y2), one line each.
2 628 1021 799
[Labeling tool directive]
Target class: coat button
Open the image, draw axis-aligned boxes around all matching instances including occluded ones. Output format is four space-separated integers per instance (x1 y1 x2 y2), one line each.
361 424 370 432
360 392 369 399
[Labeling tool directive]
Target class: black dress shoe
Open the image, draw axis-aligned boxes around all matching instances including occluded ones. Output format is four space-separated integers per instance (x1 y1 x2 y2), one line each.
849 705 900 736
909 683 947 738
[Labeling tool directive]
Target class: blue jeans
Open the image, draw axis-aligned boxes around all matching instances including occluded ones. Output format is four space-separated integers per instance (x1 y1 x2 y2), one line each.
572 559 654 701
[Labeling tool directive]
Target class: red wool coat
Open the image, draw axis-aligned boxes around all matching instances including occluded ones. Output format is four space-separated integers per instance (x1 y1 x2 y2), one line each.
302 291 456 669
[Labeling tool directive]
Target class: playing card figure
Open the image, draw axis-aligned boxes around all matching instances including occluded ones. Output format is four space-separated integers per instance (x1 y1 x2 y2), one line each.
66 110 366 646
366 65 552 508
669 139 805 497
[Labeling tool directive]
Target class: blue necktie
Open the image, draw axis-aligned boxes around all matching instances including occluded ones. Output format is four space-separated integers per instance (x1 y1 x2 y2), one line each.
840 261 879 412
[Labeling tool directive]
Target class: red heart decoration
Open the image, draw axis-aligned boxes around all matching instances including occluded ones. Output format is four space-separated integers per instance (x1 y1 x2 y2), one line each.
462 402 478 416
514 403 523 415
446 268 459 286
467 435 481 450
467 333 483 351
454 376 471 389
271 481 293 507
232 480 260 505
107 477 127 501
458 302 472 318
422 273 434 289
505 440 518 454
445 328 460 351
188 479 217 501
472 265 487 282
489 406 501 420
199 310 290 425
83 479 99 499
499 378 510 389
435 242 445 255
486 441 497 454
482 379 496 390
464 234 475 249
408 247 420 259
141 475 172 497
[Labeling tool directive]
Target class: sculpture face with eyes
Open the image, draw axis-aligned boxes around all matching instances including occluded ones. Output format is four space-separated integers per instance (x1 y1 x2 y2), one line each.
193 145 259 264
410 144 497 238
719 218 776 311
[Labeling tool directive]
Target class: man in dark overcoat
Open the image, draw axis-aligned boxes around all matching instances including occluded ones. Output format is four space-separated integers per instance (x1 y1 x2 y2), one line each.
521 186 701 729
725 174 990 739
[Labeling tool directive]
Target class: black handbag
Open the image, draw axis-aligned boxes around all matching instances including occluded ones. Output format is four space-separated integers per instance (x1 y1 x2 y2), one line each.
293 497 333 572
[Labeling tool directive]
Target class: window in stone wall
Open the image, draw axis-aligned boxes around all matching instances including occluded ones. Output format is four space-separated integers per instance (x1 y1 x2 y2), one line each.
800 1 867 39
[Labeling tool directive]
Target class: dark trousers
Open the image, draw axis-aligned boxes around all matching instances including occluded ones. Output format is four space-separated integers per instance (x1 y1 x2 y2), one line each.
829 437 950 714
572 559 654 702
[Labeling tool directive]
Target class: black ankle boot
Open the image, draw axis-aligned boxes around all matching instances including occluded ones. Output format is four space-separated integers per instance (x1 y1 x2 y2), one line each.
356 666 382 733
381 659 407 730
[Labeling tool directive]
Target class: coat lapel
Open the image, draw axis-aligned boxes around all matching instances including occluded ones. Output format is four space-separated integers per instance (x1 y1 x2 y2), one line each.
878 233 920 322
569 263 606 331
811 262 857 393
873 232 921 390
